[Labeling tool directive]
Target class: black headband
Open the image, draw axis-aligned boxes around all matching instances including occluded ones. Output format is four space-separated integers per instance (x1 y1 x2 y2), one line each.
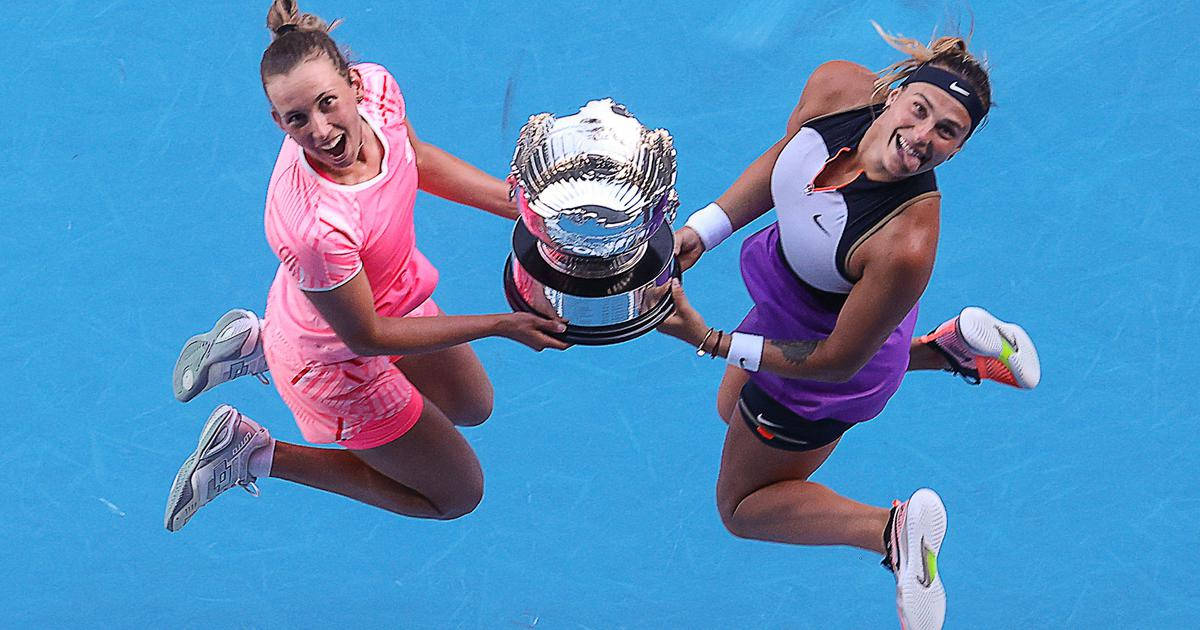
274 24 299 36
900 64 986 138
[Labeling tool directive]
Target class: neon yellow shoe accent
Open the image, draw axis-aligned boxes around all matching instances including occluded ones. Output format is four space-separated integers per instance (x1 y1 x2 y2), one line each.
923 546 939 585
997 336 1015 371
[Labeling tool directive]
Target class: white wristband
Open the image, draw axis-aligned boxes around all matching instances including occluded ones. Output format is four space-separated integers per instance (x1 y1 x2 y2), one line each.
683 202 734 250
726 332 764 372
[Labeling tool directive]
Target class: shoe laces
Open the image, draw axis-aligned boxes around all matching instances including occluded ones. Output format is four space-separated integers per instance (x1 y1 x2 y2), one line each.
927 341 981 385
239 480 261 498
947 365 982 385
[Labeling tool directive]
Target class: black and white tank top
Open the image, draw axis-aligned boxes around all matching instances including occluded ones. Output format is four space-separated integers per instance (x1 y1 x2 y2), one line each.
770 104 939 294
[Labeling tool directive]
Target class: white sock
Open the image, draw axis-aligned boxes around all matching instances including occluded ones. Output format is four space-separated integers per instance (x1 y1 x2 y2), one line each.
248 438 276 478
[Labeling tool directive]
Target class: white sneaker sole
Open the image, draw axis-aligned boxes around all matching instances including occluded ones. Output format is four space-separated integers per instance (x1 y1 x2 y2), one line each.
163 405 237 532
897 488 947 630
957 306 1041 389
172 309 263 403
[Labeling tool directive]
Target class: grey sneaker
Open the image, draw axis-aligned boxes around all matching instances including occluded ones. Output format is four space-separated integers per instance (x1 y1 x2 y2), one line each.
173 309 269 403
164 405 271 532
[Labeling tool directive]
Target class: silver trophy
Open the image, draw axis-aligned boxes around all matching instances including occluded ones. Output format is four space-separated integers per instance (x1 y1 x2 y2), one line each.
502 99 680 345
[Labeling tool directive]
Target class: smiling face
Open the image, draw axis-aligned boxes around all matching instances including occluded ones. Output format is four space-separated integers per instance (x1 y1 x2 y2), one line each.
265 56 365 172
867 82 973 179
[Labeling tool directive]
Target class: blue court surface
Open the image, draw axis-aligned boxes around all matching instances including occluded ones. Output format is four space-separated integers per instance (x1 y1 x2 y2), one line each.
4 1 1197 627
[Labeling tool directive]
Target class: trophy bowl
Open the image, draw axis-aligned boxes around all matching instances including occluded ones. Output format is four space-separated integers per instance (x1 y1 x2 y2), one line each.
503 99 680 345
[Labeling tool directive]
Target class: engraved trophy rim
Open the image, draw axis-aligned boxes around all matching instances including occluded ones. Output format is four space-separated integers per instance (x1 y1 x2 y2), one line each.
508 99 679 258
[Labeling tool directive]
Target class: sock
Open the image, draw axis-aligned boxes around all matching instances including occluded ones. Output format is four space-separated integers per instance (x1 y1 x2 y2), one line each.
248 438 276 479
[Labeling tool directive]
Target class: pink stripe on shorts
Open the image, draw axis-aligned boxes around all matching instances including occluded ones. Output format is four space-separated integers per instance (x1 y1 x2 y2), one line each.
263 297 440 450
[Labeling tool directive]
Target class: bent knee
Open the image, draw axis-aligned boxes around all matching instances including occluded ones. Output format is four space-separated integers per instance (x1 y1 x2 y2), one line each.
449 397 493 427
433 465 485 519
716 488 750 538
433 484 484 520
445 380 494 427
718 505 756 540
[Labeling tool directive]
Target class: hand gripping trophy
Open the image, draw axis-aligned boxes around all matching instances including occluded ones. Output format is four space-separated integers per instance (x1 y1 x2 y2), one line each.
503 99 680 345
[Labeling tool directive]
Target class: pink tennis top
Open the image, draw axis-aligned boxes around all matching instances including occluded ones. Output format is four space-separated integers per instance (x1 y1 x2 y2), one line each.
264 62 438 364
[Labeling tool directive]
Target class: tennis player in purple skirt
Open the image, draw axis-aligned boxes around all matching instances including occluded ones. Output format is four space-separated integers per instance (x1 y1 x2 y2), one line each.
657 24 1041 630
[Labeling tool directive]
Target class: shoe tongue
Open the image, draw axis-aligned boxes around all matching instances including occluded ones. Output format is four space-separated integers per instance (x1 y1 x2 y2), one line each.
881 503 902 572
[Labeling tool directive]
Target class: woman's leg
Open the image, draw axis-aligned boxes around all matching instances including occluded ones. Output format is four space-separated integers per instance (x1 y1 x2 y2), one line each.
393 343 493 427
713 372 889 553
715 365 750 424
393 305 494 427
908 337 950 371
270 397 483 519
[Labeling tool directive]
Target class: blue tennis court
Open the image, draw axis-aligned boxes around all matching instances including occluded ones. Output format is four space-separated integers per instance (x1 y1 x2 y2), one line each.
5 1 1196 627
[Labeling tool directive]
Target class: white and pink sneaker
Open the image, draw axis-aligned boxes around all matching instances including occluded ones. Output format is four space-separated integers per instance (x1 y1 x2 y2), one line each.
885 488 948 630
919 306 1040 389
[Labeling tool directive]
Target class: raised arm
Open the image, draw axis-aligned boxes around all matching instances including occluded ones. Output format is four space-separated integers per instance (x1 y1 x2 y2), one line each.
405 120 519 220
676 61 880 270
303 270 568 356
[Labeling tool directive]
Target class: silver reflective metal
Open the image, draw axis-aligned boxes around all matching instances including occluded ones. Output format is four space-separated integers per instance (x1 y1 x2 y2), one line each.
508 242 675 328
503 99 679 344
510 99 679 261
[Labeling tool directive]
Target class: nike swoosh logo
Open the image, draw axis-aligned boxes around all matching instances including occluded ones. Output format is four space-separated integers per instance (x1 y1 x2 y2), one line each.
754 413 780 428
921 537 938 586
949 81 970 97
812 214 830 236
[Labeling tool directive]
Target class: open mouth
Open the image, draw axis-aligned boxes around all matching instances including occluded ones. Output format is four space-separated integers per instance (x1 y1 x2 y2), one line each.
894 132 926 172
318 133 350 166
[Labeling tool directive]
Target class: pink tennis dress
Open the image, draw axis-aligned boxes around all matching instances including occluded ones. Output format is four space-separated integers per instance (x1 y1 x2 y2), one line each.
261 62 439 450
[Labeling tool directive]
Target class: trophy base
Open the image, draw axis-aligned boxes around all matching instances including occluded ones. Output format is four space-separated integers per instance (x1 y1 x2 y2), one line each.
502 218 679 346
503 256 678 345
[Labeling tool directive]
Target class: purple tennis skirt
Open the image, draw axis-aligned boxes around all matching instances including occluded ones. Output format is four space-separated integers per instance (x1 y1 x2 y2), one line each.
734 223 918 424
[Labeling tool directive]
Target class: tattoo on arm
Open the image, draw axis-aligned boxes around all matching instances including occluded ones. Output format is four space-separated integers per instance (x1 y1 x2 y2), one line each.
770 339 818 367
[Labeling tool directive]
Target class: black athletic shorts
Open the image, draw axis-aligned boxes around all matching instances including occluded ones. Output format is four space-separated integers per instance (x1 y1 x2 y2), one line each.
737 380 856 452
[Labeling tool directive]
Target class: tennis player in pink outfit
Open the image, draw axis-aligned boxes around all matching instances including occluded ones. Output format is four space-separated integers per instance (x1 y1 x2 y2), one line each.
164 0 568 532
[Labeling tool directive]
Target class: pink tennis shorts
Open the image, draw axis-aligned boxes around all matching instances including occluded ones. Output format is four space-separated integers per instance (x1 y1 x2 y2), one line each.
263 297 440 450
